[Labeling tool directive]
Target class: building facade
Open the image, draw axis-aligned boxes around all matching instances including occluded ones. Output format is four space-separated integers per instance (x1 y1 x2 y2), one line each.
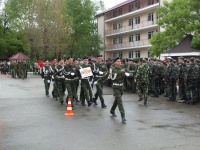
96 0 172 60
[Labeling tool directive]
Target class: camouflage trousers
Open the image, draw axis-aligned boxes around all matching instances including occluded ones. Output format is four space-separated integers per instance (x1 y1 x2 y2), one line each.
168 78 176 100
178 78 186 100
186 79 198 102
111 86 125 118
56 78 65 101
94 81 104 103
136 81 148 100
43 77 51 95
65 80 78 103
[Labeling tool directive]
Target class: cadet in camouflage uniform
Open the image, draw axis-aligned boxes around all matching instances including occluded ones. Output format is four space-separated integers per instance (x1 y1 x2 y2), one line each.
54 59 65 104
92 55 108 108
177 57 187 102
127 59 137 93
135 59 150 105
184 57 199 104
78 56 93 107
62 57 79 107
100 57 130 124
41 60 53 96
151 58 160 97
167 59 178 101
51 59 58 100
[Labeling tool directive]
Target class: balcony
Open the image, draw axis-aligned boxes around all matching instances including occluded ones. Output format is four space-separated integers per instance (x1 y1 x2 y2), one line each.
105 19 158 37
105 39 151 51
105 3 159 22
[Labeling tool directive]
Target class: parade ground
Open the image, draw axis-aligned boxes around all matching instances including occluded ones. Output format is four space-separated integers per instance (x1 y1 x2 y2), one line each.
0 73 200 150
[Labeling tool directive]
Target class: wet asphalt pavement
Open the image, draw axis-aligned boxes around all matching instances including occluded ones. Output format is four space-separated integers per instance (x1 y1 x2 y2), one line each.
0 73 200 150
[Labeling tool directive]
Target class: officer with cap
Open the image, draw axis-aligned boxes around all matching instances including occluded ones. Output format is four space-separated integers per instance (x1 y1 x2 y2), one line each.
99 57 130 124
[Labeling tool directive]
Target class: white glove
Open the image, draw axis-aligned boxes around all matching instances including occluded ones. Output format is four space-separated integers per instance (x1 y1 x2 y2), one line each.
42 78 44 81
99 71 103 75
125 73 130 76
71 72 75 76
47 80 50 83
89 81 93 85
94 81 97 85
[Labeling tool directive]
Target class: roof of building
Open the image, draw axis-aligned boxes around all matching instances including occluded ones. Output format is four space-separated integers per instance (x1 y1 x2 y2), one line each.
162 35 200 54
96 0 136 17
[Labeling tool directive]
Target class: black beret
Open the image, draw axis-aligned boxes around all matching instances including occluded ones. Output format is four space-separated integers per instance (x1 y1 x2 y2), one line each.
73 58 77 62
113 57 120 62
97 54 102 57
82 56 88 60
67 56 73 60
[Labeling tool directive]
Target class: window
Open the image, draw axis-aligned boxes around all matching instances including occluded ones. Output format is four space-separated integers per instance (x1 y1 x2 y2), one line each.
135 16 140 24
118 8 122 15
135 1 140 9
148 31 154 39
135 51 140 58
113 53 118 58
148 13 154 21
113 38 117 44
118 37 123 43
129 35 133 42
147 50 151 57
113 23 117 30
135 34 140 41
148 0 154 5
113 10 117 17
128 19 133 26
119 52 123 58
129 51 134 58
128 4 133 12
118 22 122 29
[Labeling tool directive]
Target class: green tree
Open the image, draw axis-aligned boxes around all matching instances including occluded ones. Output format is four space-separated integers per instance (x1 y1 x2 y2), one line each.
64 0 104 57
149 0 200 56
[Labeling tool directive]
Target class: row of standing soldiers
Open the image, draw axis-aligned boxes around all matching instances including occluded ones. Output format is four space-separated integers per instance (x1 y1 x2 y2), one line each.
123 56 200 105
10 60 28 79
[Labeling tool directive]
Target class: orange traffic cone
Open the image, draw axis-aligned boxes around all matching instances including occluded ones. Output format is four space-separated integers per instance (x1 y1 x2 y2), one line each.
64 98 75 116
6 72 10 78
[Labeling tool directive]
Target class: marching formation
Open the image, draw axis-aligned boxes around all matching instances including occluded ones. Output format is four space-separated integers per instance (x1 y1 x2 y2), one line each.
38 55 200 123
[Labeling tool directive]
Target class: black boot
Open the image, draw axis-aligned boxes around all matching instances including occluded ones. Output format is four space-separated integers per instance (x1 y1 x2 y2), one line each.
144 100 147 105
101 102 107 108
138 97 143 101
93 98 98 105
121 115 126 124
87 100 92 107
110 110 117 117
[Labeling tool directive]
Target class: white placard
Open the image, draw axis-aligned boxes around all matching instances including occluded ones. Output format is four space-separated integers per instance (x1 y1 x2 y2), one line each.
79 67 93 78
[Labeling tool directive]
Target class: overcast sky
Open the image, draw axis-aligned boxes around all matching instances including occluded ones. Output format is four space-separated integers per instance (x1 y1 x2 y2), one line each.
103 0 125 9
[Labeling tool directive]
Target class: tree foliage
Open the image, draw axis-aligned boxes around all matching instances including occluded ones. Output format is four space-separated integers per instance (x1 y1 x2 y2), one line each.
149 0 200 56
1 0 104 60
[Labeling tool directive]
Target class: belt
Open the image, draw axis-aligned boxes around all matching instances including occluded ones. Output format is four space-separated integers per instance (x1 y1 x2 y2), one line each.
95 75 103 78
113 83 123 86
65 78 75 81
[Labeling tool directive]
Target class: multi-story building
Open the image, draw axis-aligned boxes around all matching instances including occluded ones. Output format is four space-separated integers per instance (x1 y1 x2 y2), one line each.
96 0 172 60
0 0 5 14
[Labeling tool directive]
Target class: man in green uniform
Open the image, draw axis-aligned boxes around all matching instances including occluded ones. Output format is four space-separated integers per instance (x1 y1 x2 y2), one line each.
100 57 130 124
78 56 93 107
62 56 79 107
135 59 150 105
54 59 65 104
93 55 108 108
41 60 53 96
